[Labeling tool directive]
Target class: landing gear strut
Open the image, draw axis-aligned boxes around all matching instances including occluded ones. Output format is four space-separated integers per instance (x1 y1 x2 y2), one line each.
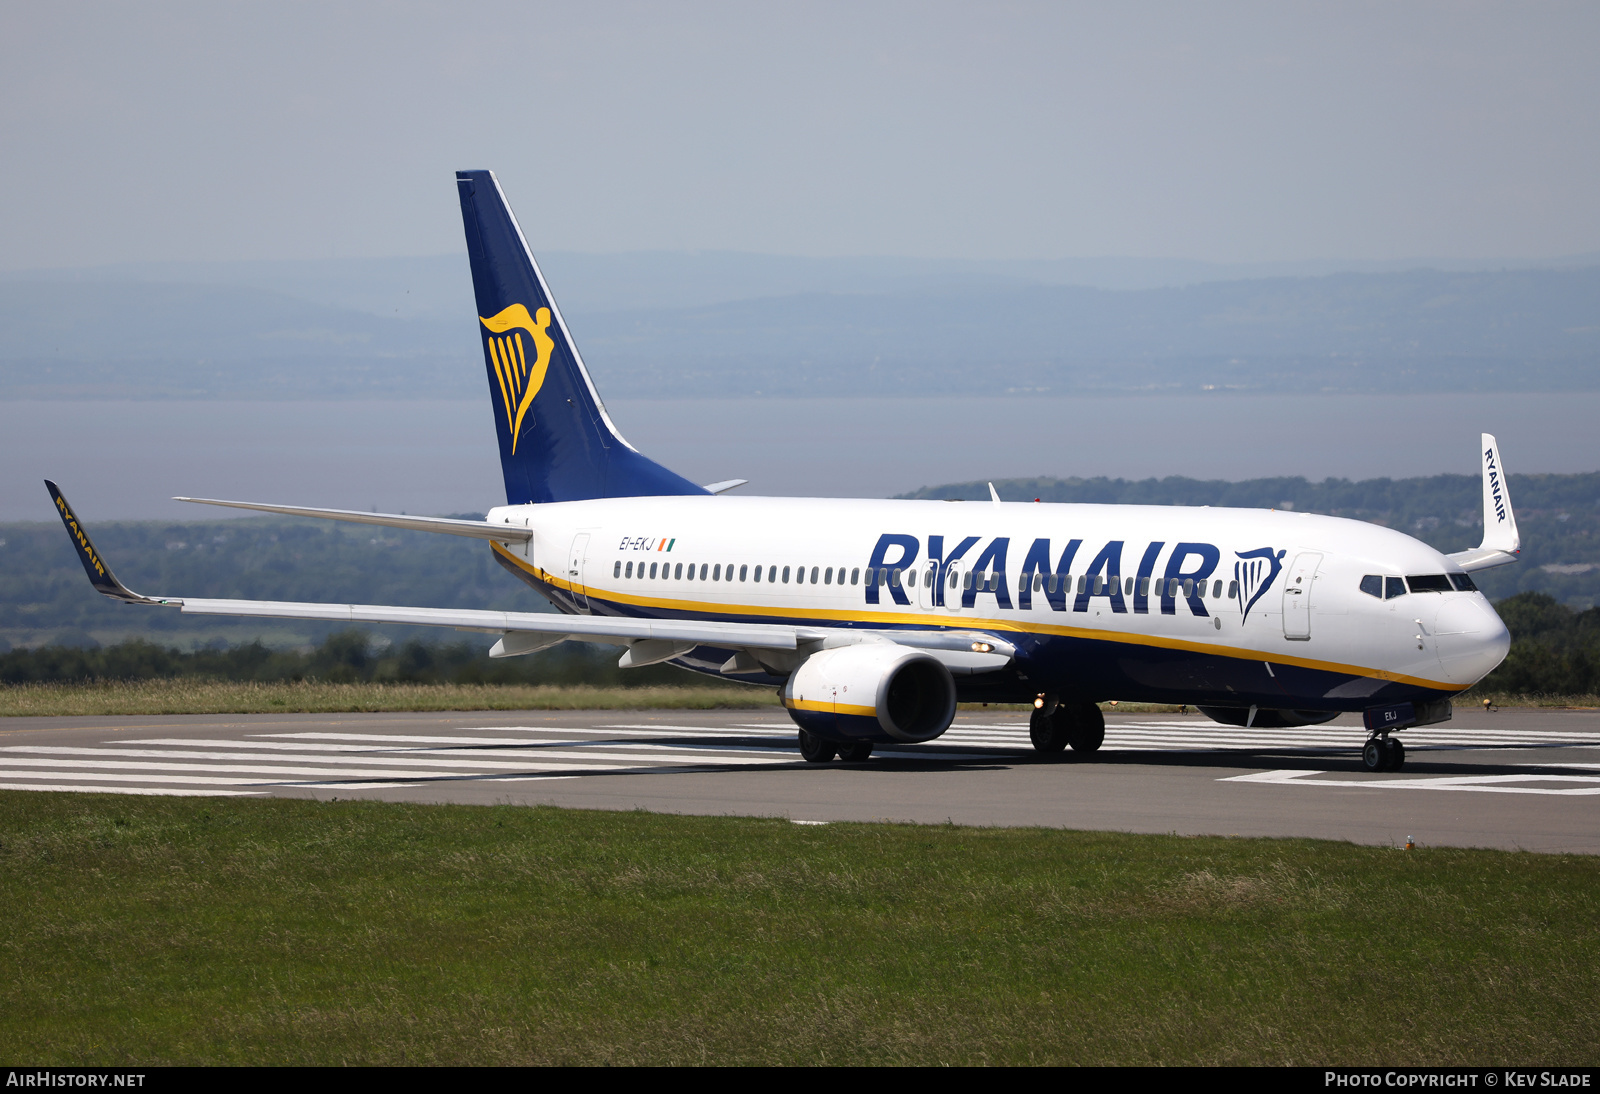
1361 735 1406 772
1030 699 1105 757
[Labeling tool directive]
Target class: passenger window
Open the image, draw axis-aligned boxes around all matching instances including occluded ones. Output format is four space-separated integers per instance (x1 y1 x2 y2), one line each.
1182 578 1194 597
824 567 833 585
613 561 621 578
850 567 860 585
1168 578 1180 597
672 563 681 580
963 571 973 591
1047 574 1058 593
1033 573 1044 592
1450 573 1477 592
1128 577 1137 596
889 569 901 589
1226 579 1237 599
700 563 708 580
1385 576 1406 599
713 564 721 581
685 563 694 581
625 561 633 578
1076 575 1086 594
1138 576 1149 597
740 564 748 581
649 562 658 579
1359 575 1383 598
1212 580 1222 598
753 565 762 582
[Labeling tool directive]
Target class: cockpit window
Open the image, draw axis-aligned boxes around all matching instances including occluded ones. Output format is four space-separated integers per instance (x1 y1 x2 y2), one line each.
1384 576 1407 599
1359 575 1383 599
1407 574 1453 593
1450 573 1477 592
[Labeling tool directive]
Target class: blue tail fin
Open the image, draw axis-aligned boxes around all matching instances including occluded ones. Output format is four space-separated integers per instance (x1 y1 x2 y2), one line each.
456 170 707 504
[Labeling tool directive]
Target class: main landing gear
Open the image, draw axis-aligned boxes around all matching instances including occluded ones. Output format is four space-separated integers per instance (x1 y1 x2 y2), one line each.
1361 735 1406 772
1029 698 1105 757
798 730 873 763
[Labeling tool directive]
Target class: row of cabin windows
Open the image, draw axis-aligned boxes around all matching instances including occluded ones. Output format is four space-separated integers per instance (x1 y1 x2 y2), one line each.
1359 573 1476 599
611 559 1238 601
614 560 866 585
878 569 1236 600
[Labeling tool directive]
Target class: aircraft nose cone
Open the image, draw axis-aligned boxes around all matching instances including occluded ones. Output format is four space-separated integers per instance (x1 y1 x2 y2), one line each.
1434 597 1511 685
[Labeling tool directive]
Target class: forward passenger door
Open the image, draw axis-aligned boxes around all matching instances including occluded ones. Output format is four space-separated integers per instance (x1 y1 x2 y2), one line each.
1282 551 1322 640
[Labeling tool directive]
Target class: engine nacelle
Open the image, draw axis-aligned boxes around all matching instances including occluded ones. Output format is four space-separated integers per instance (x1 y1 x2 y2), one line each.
782 644 957 744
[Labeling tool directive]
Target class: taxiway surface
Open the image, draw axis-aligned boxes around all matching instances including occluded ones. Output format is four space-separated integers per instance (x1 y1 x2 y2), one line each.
1 708 1596 853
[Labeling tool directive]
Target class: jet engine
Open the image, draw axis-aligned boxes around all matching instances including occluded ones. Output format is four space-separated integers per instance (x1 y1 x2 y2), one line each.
782 643 957 744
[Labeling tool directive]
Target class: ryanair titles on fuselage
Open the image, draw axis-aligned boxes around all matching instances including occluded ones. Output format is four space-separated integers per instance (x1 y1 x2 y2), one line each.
860 532 1282 623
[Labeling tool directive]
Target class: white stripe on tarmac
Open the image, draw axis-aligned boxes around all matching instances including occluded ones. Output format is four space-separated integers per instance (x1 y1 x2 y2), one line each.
5 745 797 768
0 782 262 797
1222 769 1600 796
246 734 811 765
0 757 590 779
126 737 788 755
0 770 287 787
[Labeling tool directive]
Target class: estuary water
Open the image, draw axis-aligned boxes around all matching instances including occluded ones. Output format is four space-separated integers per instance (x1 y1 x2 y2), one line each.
3 392 1597 522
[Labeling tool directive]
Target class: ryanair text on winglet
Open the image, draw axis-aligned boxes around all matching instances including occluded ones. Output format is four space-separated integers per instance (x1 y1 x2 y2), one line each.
55 495 105 577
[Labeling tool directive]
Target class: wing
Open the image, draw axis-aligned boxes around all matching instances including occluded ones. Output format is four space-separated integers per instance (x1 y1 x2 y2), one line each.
173 496 534 542
46 482 1013 674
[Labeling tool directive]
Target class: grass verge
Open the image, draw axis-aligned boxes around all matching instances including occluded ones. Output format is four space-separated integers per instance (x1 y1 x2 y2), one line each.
1 791 1596 1065
0 680 779 717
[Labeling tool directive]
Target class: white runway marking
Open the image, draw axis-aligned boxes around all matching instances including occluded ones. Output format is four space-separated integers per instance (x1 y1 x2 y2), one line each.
0 717 1592 799
1223 769 1600 796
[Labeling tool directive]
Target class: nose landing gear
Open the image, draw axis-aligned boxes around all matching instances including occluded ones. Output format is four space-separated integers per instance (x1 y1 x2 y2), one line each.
1361 735 1406 772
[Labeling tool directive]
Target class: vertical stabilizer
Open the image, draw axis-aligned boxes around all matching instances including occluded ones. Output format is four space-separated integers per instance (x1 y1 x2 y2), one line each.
456 170 707 504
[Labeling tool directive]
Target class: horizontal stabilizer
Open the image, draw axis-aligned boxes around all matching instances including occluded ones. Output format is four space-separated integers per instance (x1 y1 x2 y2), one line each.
174 496 533 542
702 479 749 495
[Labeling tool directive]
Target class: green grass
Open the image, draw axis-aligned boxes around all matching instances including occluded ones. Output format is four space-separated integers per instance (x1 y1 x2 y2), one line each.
1 792 1596 1065
0 679 780 717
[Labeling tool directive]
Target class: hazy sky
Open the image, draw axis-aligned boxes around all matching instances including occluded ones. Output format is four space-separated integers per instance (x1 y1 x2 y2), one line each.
3 1 1598 269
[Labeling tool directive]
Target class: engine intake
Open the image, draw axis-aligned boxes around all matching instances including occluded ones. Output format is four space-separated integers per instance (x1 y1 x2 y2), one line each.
782 644 957 744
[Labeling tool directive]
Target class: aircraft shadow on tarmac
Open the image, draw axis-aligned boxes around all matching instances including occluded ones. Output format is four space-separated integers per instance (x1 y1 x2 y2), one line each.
321 734 1600 786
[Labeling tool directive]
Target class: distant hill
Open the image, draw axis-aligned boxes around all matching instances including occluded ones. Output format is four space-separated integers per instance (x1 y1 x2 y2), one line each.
2 259 1597 399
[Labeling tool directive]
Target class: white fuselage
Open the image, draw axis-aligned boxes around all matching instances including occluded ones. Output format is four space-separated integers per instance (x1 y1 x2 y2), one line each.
484 495 1510 710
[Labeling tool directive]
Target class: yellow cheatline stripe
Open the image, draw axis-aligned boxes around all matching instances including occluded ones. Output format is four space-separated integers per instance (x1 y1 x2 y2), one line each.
784 697 876 717
491 543 1458 691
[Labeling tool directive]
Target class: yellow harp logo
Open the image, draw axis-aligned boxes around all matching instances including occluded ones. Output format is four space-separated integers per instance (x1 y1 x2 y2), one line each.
481 303 555 453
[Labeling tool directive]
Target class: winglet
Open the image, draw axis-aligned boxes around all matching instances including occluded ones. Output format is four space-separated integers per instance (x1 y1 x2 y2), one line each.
1446 434 1522 572
988 482 1002 507
43 480 173 605
1478 433 1519 555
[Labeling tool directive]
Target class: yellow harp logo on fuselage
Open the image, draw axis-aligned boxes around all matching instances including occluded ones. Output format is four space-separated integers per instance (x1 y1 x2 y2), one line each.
481 303 555 453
